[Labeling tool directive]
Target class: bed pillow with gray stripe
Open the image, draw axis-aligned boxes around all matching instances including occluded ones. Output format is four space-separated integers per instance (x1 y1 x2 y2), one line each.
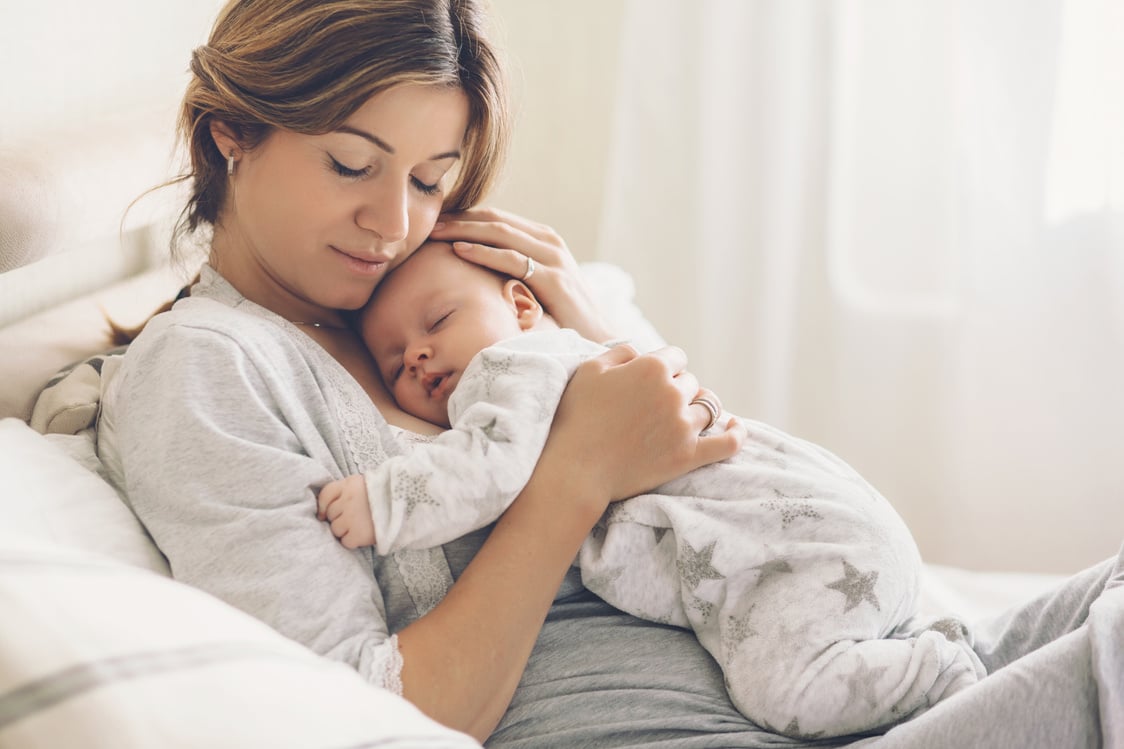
0 545 482 749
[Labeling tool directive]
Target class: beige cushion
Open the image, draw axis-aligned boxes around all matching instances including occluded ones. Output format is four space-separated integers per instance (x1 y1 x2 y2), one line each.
0 265 184 422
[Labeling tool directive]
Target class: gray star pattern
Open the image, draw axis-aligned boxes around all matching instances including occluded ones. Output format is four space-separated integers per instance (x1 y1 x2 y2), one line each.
722 605 759 666
584 565 624 594
928 617 968 642
477 353 515 397
479 417 510 444
751 557 794 587
395 472 439 518
676 540 725 589
782 718 825 740
839 655 891 710
605 503 639 525
763 488 823 528
688 593 715 624
825 560 881 613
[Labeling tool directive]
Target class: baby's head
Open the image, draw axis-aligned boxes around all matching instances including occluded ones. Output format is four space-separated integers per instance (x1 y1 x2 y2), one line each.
359 240 552 427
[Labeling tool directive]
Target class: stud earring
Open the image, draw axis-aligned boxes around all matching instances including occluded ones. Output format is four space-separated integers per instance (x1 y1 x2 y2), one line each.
227 152 235 177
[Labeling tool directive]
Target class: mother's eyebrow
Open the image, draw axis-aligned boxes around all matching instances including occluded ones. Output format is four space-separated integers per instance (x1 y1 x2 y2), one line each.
335 125 461 161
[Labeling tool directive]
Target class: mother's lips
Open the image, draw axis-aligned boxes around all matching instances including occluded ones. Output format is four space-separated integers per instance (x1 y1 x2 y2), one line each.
331 245 391 265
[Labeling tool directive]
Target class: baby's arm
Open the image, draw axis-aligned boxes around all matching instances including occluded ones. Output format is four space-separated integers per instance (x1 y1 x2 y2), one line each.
317 474 373 549
356 331 599 556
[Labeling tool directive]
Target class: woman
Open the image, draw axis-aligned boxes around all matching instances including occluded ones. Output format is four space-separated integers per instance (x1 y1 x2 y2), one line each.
97 1 1122 747
97 0 738 740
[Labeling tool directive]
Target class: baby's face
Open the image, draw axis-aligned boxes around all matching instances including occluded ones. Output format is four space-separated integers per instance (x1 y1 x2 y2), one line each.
360 241 526 427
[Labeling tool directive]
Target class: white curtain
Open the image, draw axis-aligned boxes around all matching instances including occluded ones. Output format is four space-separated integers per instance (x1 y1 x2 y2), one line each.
596 0 1124 573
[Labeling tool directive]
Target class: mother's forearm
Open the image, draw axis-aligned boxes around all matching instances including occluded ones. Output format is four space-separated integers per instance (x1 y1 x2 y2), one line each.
395 460 606 741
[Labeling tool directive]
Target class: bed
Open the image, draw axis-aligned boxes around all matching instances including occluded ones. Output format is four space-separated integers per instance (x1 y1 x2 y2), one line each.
0 146 1087 747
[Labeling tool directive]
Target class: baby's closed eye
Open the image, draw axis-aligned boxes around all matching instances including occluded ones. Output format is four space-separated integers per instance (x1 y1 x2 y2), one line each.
427 310 452 331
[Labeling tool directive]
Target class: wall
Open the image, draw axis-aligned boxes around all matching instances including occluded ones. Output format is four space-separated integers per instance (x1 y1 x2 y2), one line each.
0 0 229 322
488 0 625 262
0 0 620 312
8 2 1109 575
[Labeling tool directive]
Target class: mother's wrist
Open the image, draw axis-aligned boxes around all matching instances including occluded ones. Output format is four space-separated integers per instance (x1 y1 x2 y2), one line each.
523 448 610 529
565 316 616 346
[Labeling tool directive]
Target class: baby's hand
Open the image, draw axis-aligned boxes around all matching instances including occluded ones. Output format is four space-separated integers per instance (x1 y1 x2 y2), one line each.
316 474 375 549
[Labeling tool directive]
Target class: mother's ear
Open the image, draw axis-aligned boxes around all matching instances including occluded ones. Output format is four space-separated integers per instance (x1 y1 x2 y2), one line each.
208 120 244 165
503 279 543 331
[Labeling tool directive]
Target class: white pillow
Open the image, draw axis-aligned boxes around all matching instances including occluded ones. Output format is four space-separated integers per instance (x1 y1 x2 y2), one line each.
0 544 481 749
0 417 167 573
580 260 667 352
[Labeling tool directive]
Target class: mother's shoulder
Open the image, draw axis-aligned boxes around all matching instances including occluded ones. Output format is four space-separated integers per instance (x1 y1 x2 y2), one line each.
128 294 305 370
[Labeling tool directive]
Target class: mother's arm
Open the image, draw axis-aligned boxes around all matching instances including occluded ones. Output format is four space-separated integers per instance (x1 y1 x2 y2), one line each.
111 300 739 743
395 343 744 740
107 325 406 688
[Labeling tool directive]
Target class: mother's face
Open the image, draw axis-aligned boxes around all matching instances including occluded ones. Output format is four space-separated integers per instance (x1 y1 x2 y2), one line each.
214 84 470 313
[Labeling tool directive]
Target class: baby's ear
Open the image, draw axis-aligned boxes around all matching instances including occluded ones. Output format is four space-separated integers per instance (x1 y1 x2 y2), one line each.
503 279 543 331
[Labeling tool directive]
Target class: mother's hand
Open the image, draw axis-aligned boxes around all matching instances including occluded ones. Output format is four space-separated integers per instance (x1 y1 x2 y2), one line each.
544 344 744 508
430 206 615 343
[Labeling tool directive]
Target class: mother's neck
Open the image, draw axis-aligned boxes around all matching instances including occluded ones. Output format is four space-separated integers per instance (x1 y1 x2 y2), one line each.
209 229 348 330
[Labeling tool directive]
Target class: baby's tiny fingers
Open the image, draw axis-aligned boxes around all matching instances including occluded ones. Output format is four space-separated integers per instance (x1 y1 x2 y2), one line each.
316 489 335 520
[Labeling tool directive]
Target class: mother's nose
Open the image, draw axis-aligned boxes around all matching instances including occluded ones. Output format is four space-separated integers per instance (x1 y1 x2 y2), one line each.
355 179 409 243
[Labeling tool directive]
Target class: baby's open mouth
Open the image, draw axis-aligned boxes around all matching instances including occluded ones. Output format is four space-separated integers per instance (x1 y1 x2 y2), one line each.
425 374 446 397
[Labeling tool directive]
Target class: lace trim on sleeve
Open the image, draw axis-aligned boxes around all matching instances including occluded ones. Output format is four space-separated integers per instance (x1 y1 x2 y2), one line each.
373 633 405 696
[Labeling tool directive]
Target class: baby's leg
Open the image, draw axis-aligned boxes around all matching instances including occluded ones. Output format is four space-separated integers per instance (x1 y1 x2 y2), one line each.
579 476 990 739
579 502 690 628
696 561 985 740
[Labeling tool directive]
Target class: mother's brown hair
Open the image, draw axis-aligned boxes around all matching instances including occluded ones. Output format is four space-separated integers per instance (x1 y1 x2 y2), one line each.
178 0 510 259
113 0 511 342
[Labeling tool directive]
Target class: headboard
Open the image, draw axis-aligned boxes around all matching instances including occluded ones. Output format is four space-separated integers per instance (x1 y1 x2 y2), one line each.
0 113 192 422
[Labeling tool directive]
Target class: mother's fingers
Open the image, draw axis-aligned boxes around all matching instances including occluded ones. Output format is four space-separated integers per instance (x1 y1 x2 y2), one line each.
689 388 722 433
692 417 746 466
646 345 689 377
591 341 641 368
431 205 615 342
437 206 559 245
431 210 568 272
433 214 555 260
450 241 539 283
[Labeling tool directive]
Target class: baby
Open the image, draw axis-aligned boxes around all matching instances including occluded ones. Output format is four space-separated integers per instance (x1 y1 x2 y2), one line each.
317 240 984 739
